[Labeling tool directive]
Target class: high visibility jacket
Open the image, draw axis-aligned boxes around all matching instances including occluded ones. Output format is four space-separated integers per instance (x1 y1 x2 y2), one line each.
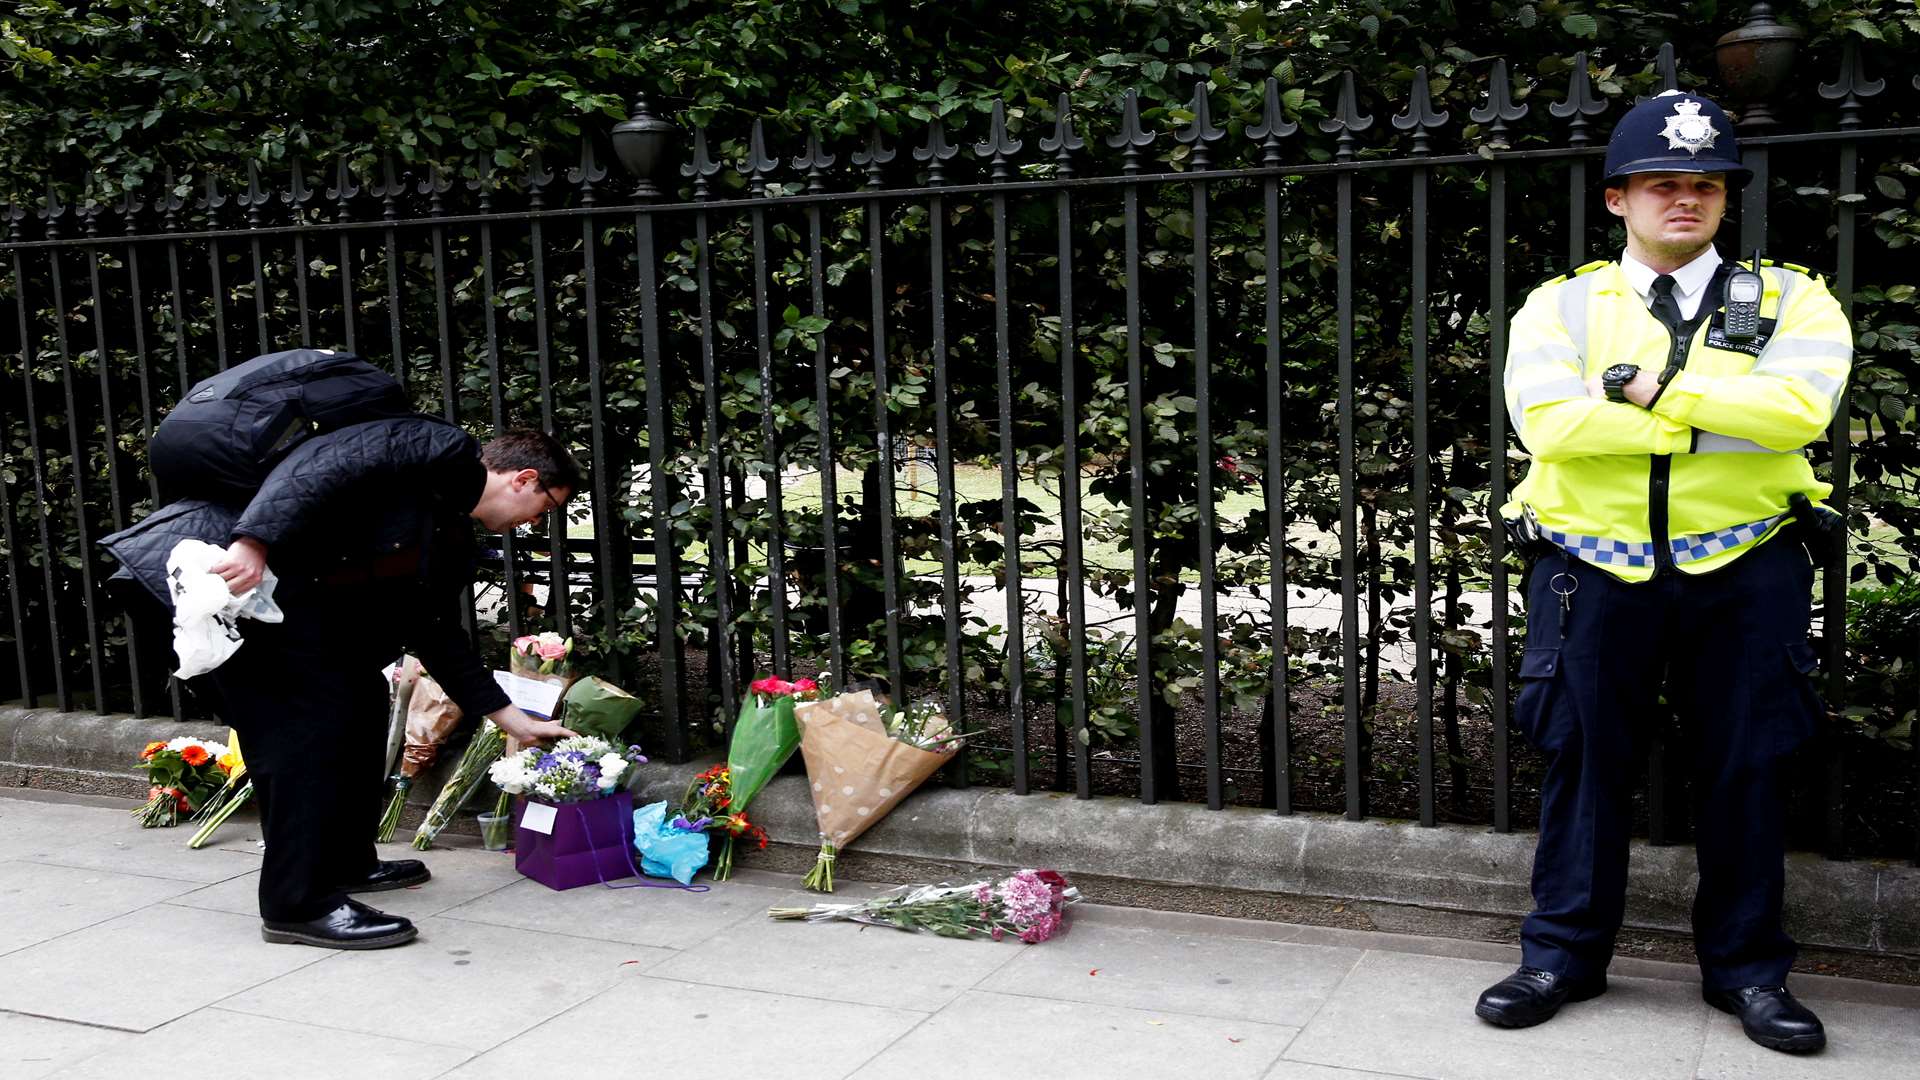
1502 258 1852 582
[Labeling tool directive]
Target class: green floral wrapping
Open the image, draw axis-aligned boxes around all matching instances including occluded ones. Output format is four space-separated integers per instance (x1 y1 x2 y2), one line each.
726 694 800 813
559 677 645 746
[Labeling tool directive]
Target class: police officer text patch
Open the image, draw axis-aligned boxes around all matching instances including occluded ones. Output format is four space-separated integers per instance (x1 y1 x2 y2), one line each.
1704 313 1776 357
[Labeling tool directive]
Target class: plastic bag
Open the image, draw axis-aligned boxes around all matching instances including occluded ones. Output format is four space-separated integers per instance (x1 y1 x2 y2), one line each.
165 539 284 678
560 677 645 747
726 693 800 815
632 800 711 885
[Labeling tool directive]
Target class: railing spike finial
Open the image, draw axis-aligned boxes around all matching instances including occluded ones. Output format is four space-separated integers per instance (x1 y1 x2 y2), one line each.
1817 39 1885 129
1549 51 1608 146
1039 92 1085 178
567 136 607 205
415 161 451 214
326 157 360 221
791 129 836 194
236 159 271 227
973 100 1024 181
282 157 314 212
1391 65 1451 156
369 153 406 221
911 117 958 185
1317 70 1374 162
465 153 497 211
1104 88 1156 175
115 184 144 233
1174 80 1226 169
78 190 103 237
160 167 186 229
3 199 25 242
1468 59 1529 151
851 125 895 189
39 183 66 240
1635 42 1681 103
522 149 554 209
194 172 227 227
1248 77 1299 167
744 119 781 195
680 126 722 200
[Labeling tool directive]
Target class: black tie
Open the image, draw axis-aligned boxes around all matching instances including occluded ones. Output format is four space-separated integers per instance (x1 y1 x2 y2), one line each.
1649 274 1684 334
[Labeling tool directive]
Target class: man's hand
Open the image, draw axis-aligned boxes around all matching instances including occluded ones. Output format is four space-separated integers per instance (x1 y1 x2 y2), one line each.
209 537 269 595
489 704 576 746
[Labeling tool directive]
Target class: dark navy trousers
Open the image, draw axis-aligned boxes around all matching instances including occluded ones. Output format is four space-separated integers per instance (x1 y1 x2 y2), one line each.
1514 534 1821 990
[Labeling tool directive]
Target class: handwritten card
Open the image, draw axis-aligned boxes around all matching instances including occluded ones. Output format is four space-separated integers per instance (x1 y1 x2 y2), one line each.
492 670 565 718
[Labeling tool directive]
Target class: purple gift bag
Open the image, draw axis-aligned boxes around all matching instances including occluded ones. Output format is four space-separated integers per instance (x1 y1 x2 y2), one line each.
511 792 710 893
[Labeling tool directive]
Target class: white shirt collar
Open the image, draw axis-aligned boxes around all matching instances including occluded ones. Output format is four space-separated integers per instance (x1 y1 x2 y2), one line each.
1619 246 1722 304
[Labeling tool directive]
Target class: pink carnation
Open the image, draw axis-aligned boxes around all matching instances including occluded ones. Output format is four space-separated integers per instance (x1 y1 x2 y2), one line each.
1017 913 1063 944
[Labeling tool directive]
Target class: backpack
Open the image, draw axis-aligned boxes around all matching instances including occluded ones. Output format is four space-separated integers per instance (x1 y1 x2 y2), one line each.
149 348 411 505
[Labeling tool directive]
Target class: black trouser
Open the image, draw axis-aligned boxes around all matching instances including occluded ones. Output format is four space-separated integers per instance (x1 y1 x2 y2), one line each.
1514 535 1821 990
208 581 393 923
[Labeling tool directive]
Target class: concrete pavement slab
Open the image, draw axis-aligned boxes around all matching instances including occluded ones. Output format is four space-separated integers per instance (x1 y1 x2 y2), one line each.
0 860 203 956
0 1011 134 1080
171 847 523 921
1280 951 1710 1080
45 1007 473 1079
1264 1065 1432 1080
0 800 128 860
645 911 1027 1012
0 905 326 1031
438 870 787 950
439 976 925 1080
845 989 1297 1080
216 915 669 1051
17 826 261 884
1694 996 1920 1079
980 920 1364 1027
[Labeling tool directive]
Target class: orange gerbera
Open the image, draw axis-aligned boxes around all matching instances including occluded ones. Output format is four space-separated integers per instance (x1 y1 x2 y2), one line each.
140 741 166 761
179 745 210 767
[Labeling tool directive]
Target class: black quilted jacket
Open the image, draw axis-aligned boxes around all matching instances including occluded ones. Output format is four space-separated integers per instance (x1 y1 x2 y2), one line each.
101 415 512 717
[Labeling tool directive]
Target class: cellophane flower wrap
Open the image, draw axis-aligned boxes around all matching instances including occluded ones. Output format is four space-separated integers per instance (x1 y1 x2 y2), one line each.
132 736 233 828
668 763 770 881
489 735 644 804
726 675 823 813
187 729 253 848
770 868 1081 942
375 670 462 842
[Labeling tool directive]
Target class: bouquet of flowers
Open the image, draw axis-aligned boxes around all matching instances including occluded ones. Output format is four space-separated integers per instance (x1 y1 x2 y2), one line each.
511 632 573 677
670 763 771 881
187 730 253 848
411 719 506 850
727 675 825 817
132 736 233 828
375 670 463 842
770 868 1081 942
489 735 643 803
792 690 965 891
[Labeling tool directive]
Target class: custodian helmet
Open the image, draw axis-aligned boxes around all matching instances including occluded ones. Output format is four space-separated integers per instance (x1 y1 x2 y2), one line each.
1601 90 1750 186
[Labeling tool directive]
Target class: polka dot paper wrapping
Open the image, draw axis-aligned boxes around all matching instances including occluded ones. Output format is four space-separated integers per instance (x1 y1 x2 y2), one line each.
794 690 960 849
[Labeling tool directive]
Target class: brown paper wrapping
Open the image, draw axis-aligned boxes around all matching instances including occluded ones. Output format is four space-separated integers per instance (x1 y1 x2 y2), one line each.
794 691 958 848
399 674 463 777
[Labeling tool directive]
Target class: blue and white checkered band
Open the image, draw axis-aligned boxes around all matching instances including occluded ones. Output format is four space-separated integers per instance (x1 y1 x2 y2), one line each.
1521 512 1788 569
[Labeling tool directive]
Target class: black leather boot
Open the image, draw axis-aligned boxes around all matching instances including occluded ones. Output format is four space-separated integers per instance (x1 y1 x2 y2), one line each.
338 858 431 893
1475 967 1608 1028
1703 985 1826 1053
261 899 418 950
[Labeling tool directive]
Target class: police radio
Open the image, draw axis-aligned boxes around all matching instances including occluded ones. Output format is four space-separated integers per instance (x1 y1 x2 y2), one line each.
1723 250 1764 341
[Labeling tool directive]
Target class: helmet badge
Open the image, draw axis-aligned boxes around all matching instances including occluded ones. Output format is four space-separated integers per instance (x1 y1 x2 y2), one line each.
1659 96 1719 157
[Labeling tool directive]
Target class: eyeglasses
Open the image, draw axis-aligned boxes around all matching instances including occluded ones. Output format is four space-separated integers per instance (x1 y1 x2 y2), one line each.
538 485 564 517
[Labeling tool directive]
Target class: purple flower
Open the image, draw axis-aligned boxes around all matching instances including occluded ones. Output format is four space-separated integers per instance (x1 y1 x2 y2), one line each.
581 764 601 786
562 750 588 764
670 815 713 832
624 745 648 763
536 753 559 771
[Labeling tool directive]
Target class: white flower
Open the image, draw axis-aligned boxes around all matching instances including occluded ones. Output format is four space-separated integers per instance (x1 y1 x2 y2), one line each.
598 754 626 778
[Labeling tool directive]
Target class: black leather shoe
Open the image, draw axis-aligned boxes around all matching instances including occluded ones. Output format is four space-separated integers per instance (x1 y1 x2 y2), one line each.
261 899 418 950
1475 967 1608 1028
1703 985 1826 1053
338 858 431 893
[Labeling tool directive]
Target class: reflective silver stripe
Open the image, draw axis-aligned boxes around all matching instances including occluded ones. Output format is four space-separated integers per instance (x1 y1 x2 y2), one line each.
1694 432 1789 454
1754 363 1847 406
1556 273 1591 367
1510 374 1588 412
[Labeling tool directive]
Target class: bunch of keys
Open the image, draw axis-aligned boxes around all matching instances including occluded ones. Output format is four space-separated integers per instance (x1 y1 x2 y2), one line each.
1549 570 1578 640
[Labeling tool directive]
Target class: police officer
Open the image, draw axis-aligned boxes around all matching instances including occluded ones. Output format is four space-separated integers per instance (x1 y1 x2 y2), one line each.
1476 90 1851 1054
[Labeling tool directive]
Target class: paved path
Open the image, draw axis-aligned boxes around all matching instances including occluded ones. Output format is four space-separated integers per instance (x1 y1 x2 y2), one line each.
2 790 1914 1080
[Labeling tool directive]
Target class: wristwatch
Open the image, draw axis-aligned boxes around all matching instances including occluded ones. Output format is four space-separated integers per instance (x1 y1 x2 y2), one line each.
1602 363 1641 404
